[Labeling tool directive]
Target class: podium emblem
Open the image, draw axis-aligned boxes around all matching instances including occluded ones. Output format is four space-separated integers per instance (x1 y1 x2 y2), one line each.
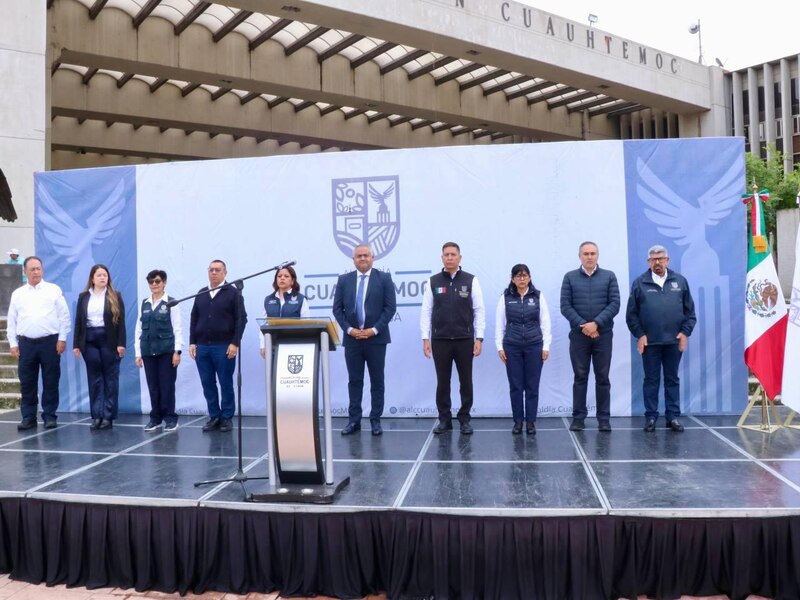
332 175 400 259
287 355 304 374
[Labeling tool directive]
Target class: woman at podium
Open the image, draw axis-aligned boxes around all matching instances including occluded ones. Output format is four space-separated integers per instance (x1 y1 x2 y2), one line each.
259 265 310 357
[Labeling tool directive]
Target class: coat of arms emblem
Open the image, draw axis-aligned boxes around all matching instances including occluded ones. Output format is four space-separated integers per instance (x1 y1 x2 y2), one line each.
332 176 400 259
287 355 304 374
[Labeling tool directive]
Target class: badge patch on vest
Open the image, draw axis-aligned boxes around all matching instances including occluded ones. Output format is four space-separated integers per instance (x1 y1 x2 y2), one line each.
159 305 168 313
434 287 447 294
459 285 469 298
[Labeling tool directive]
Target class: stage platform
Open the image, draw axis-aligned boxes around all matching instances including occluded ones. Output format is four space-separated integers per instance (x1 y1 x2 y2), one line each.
1 411 800 599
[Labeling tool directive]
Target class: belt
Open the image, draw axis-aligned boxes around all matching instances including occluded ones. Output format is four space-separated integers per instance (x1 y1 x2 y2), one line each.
17 334 58 342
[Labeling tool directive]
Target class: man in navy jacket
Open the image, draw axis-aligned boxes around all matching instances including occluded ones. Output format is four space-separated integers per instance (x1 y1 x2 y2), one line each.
560 242 620 432
332 244 397 436
626 245 696 432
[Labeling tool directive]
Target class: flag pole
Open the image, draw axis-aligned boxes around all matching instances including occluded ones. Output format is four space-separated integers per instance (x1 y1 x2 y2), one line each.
738 184 785 432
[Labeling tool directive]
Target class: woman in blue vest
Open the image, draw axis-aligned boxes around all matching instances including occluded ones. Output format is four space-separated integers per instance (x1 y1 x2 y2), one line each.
134 269 183 432
259 265 310 357
73 264 127 431
495 264 552 435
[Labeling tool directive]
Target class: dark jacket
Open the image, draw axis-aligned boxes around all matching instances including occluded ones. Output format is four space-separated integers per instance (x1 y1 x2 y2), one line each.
502 283 543 347
189 283 247 346
626 269 696 345
429 268 475 340
332 269 397 347
560 266 620 334
264 291 306 318
73 290 127 352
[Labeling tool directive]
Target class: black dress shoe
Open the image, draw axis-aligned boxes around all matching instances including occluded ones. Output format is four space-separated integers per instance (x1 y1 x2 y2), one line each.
460 421 474 435
98 419 113 430
569 419 585 432
643 418 656 432
44 419 57 430
433 420 453 434
512 422 523 435
598 420 612 432
526 422 536 435
219 419 233 432
370 420 383 436
17 419 37 431
666 419 685 432
341 422 361 435
90 418 101 431
202 418 220 432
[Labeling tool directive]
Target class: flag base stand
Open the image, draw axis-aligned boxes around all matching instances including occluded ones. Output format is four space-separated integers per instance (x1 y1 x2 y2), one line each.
783 409 800 430
737 385 782 433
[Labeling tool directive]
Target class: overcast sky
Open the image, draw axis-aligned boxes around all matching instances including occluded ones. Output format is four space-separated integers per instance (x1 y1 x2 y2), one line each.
519 0 800 70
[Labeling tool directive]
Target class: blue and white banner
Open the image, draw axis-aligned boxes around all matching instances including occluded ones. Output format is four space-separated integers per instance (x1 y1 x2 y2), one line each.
35 138 746 417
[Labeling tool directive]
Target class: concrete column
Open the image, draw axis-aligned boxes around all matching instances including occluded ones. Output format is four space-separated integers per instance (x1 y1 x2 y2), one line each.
747 67 760 156
641 109 652 139
619 114 631 139
0 3 46 256
763 63 775 159
652 109 664 138
781 59 795 172
630 112 641 139
732 71 744 137
698 66 730 137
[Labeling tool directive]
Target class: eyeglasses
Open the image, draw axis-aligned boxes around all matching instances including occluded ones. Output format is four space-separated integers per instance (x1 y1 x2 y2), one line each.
512 273 530 279
208 267 224 272
148 279 163 284
648 257 669 263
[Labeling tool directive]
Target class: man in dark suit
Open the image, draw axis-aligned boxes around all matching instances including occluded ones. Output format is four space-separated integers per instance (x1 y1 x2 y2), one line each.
333 244 397 436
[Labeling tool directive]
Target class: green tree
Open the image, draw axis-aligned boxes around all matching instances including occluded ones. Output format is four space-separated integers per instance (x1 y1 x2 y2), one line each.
745 145 800 239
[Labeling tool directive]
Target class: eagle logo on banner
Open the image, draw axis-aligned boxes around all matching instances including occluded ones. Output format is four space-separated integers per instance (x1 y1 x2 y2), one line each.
332 175 400 259
287 355 304 375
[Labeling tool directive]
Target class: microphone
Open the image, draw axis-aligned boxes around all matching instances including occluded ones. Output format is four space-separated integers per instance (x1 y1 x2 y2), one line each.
277 259 296 269
166 299 179 308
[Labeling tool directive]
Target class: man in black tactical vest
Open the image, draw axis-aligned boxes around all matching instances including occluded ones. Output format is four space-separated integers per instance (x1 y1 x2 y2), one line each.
420 242 486 435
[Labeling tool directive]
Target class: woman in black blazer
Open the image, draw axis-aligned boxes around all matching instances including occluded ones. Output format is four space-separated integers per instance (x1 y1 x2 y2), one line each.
73 264 126 430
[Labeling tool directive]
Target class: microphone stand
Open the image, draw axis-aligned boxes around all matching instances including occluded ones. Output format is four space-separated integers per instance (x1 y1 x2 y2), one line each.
167 260 295 497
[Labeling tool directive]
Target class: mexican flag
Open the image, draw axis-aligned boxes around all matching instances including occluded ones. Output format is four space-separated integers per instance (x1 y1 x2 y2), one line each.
743 189 787 400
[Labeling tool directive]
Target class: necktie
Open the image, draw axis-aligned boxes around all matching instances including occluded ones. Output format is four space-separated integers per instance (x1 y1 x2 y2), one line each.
356 274 366 328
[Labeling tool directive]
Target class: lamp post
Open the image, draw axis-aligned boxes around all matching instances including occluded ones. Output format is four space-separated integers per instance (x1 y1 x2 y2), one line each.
688 20 703 65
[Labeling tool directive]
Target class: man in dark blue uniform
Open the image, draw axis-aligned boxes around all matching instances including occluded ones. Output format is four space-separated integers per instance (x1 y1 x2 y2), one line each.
626 245 696 432
560 241 620 432
333 244 397 436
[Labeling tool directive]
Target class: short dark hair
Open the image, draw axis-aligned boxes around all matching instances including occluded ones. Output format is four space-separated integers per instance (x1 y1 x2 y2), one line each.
579 241 598 252
146 269 167 283
273 265 300 294
442 242 460 253
210 259 226 269
511 263 530 278
23 256 42 269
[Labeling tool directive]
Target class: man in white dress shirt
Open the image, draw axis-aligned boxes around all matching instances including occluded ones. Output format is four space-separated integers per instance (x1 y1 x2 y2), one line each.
6 257 71 430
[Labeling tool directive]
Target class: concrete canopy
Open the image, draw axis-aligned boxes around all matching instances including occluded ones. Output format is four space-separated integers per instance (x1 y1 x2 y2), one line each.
48 0 716 167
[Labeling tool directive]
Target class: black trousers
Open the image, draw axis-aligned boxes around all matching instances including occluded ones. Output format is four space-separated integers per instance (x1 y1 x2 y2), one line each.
432 338 474 423
143 352 178 425
18 334 61 421
568 330 612 420
83 327 120 420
